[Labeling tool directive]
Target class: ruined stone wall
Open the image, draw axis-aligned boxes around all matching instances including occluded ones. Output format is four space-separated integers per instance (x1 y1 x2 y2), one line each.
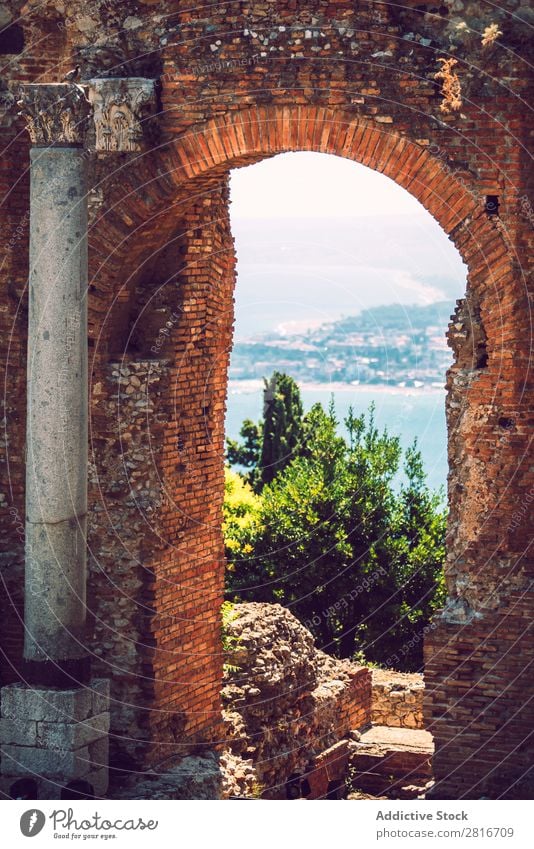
371 670 424 729
0 0 532 796
221 603 371 798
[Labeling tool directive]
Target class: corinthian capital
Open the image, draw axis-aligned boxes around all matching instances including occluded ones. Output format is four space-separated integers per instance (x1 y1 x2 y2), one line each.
87 78 157 152
17 83 91 146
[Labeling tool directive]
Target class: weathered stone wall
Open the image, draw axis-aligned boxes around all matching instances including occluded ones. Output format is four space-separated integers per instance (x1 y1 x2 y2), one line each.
0 0 531 797
221 603 371 798
371 670 424 729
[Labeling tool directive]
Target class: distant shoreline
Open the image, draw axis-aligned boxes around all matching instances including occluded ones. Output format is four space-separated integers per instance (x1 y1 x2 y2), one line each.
228 379 445 396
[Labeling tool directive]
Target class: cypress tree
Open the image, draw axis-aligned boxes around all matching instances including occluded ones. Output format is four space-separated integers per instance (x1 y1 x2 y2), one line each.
259 372 303 487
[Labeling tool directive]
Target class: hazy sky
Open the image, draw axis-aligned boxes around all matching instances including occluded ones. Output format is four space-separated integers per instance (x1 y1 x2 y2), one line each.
230 151 429 220
226 153 457 487
228 152 467 337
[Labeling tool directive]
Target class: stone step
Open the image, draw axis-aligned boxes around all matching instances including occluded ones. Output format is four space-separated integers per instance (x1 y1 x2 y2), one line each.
348 725 434 799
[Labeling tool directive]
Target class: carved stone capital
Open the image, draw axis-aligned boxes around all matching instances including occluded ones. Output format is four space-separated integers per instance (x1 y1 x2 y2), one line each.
17 83 91 146
87 78 157 152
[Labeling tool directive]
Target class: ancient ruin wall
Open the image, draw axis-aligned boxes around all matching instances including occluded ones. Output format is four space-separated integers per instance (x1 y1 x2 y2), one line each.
371 670 424 730
222 603 371 798
0 0 532 797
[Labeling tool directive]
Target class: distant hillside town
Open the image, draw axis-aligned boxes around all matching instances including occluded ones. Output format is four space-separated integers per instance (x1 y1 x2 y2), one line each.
230 301 455 388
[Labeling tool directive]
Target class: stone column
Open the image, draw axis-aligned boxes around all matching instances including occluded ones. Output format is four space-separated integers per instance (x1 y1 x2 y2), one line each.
18 84 91 682
0 78 157 798
0 84 110 800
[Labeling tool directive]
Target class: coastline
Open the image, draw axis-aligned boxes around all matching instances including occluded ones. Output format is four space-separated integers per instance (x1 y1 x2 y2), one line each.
228 379 445 396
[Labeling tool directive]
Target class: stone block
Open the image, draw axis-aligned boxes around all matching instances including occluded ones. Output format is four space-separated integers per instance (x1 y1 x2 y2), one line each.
1 744 91 778
92 679 110 715
88 734 109 769
0 717 38 746
86 766 109 797
1 683 94 723
38 712 110 749
0 680 110 794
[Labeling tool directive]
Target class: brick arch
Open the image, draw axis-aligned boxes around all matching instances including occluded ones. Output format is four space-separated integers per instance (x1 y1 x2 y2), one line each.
94 104 515 313
162 105 508 275
104 100 520 583
151 112 531 800
83 103 528 782
93 103 518 399
95 103 518 376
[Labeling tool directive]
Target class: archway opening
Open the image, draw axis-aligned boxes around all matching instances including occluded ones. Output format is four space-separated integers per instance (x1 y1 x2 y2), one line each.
223 150 467 671
217 149 469 797
82 108 515 792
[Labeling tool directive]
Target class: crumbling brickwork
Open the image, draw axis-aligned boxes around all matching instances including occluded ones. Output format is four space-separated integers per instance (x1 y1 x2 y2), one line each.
221 603 371 797
0 0 532 797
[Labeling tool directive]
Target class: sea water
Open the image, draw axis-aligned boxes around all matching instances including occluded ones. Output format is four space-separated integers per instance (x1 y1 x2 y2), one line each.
225 381 448 493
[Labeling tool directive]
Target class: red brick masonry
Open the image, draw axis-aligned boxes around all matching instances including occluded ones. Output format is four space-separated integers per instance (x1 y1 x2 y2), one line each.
0 0 531 797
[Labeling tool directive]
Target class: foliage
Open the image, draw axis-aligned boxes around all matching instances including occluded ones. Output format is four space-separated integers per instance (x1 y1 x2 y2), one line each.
223 468 262 562
226 372 303 491
481 23 502 48
434 57 462 114
224 375 447 672
226 419 262 489
221 600 242 674
259 372 304 487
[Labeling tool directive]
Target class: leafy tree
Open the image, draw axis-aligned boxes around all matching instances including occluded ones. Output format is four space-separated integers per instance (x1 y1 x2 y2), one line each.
226 419 262 489
260 372 303 487
226 372 303 491
224 379 446 671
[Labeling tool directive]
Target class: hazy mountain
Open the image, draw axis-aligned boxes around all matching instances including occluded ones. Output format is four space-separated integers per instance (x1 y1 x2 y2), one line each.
231 215 467 339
